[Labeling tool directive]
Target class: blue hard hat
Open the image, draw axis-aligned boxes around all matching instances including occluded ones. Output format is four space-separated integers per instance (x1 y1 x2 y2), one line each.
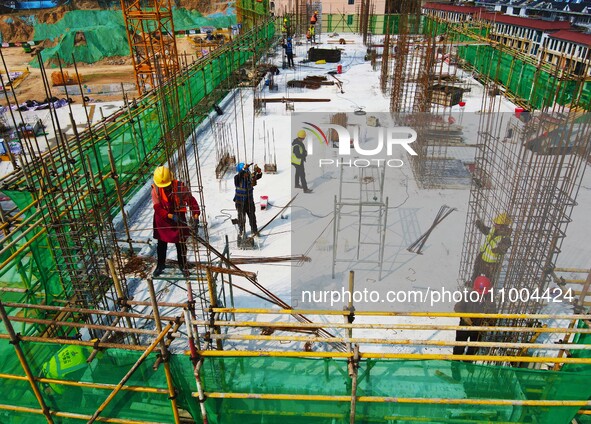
287 37 292 41
236 162 245 173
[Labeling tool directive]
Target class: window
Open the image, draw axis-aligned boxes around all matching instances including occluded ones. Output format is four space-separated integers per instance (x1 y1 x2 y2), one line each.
347 15 353 25
348 0 354 4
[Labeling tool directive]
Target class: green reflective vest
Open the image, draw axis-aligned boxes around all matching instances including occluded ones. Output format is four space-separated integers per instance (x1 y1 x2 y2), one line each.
480 228 503 263
43 345 88 394
291 144 303 165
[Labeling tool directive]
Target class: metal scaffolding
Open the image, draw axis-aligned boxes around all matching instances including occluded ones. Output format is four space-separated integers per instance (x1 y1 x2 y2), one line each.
3 5 591 423
121 0 180 95
332 163 388 280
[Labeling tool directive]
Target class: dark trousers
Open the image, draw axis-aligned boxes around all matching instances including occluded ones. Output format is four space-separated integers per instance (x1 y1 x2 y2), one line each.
292 163 308 190
471 253 501 283
236 199 258 235
453 329 480 356
287 53 294 67
157 239 187 270
452 319 485 381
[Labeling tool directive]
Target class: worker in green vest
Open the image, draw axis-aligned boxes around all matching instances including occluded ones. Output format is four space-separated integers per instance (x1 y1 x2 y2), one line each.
42 345 89 395
471 213 512 283
291 130 312 193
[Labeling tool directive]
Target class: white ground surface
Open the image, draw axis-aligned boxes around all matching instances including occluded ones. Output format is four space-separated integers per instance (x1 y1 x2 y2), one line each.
2 33 590 359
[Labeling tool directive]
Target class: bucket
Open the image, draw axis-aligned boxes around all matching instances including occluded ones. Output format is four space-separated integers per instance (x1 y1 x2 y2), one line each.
515 107 525 118
260 195 269 210
337 64 342 74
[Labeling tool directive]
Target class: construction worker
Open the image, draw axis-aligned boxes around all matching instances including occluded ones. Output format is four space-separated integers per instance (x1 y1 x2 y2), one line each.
42 345 89 397
152 166 200 277
281 17 290 37
309 25 316 43
282 37 295 68
471 213 512 283
234 162 262 238
310 10 318 26
291 130 312 193
451 275 495 380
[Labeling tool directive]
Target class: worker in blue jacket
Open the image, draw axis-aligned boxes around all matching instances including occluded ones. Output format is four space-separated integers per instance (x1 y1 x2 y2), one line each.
283 37 294 68
234 162 262 238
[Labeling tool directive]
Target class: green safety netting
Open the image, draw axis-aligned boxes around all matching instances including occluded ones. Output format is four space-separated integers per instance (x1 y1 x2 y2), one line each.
239 0 268 17
31 8 237 67
421 17 591 110
173 8 235 30
0 341 199 423
567 321 591 422
2 342 591 424
0 21 276 313
199 356 591 424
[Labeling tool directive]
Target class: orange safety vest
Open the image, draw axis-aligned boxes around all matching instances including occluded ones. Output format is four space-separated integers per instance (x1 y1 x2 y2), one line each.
156 181 187 213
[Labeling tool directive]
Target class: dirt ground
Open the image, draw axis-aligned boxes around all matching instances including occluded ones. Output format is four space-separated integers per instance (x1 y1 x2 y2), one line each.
0 36 202 104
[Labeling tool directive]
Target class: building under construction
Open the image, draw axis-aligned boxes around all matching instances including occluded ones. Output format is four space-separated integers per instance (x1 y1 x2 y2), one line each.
1 0 591 423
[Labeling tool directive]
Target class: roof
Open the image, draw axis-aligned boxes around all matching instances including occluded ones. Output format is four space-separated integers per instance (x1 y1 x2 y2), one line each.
480 12 572 30
551 1 569 11
565 3 589 13
422 2 486 14
548 29 591 45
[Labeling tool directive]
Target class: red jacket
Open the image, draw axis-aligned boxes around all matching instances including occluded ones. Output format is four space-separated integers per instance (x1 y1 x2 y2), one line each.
152 180 200 243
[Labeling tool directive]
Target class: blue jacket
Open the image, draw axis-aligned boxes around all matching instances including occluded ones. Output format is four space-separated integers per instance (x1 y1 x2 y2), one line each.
233 168 262 203
283 41 293 55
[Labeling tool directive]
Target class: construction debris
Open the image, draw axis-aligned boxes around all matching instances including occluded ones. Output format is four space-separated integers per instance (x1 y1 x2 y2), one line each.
287 75 335 89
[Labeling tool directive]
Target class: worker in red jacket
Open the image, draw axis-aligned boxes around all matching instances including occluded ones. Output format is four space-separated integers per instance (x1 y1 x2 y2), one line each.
152 166 200 277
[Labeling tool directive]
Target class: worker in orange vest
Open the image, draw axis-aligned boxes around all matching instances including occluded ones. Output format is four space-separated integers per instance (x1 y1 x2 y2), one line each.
310 10 318 26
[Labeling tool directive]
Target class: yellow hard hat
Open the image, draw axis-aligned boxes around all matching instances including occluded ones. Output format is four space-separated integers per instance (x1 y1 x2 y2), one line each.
493 212 511 226
153 166 172 188
297 129 306 138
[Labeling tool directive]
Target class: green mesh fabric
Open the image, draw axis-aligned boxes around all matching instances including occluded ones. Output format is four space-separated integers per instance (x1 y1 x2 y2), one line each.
0 342 184 423
2 346 590 423
1 21 276 312
198 357 591 424
172 8 235 30
3 12 591 424
423 17 591 110
567 321 591 422
31 9 237 67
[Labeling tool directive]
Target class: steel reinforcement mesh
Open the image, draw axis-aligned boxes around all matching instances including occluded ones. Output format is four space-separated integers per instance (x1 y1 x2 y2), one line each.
423 17 591 110
0 21 276 315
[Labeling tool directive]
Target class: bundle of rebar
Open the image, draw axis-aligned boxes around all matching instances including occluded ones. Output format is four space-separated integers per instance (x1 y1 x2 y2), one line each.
408 205 456 254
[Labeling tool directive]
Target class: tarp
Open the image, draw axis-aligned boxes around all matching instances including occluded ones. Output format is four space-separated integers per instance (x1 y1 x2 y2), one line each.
31 8 237 66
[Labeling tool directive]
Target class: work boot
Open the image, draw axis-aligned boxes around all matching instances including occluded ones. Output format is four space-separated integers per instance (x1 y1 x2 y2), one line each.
295 184 302 189
179 265 190 278
303 188 313 193
152 265 165 278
